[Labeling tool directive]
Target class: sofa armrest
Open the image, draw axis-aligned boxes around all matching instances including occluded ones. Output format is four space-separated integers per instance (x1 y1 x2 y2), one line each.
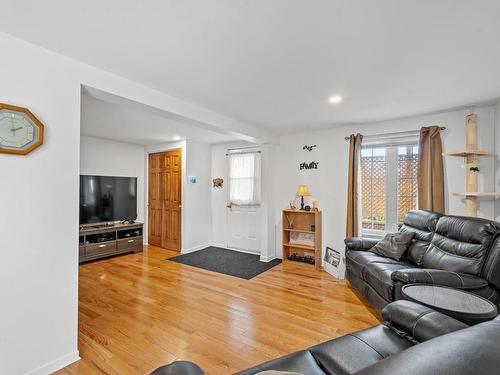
391 268 489 289
150 361 205 375
344 237 378 252
382 300 468 343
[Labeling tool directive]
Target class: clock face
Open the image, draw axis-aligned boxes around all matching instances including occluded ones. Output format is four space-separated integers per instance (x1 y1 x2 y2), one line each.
0 104 44 155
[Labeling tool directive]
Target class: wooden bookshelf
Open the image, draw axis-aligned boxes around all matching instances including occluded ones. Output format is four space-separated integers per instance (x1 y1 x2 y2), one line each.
282 209 322 270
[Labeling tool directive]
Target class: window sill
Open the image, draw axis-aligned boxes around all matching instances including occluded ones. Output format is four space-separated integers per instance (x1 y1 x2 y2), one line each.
361 229 385 240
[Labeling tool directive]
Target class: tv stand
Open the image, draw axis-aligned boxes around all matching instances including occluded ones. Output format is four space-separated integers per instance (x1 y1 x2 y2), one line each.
79 222 143 263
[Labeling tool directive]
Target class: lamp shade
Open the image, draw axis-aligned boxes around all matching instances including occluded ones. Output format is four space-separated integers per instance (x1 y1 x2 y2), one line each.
296 185 311 196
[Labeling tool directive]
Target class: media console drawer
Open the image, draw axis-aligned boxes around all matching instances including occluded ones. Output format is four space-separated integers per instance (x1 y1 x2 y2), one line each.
86 241 117 257
117 236 143 252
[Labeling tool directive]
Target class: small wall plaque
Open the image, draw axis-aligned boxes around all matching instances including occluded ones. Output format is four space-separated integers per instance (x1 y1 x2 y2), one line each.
212 177 224 188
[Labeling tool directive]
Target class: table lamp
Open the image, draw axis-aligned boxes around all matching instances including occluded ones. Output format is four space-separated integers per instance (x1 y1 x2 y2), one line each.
296 185 311 210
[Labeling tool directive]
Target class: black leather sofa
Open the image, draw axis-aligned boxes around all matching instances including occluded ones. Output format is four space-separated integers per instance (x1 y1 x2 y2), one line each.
345 210 500 309
150 300 500 375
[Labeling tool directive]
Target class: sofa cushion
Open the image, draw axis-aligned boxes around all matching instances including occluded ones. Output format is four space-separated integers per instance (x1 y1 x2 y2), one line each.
309 325 412 375
345 237 379 251
234 351 326 375
362 262 417 301
422 216 500 275
151 361 205 375
370 232 415 261
346 251 405 279
399 210 442 266
382 300 468 343
347 270 390 310
479 235 500 290
355 316 500 375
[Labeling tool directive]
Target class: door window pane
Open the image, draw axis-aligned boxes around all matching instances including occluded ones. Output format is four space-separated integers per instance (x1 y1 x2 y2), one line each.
361 148 386 231
229 152 261 206
397 145 418 225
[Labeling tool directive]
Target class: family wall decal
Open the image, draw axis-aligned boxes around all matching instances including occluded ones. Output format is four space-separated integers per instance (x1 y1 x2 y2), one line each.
300 144 319 170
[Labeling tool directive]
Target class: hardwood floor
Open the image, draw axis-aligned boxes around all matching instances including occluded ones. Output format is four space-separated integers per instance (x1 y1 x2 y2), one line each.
57 246 380 375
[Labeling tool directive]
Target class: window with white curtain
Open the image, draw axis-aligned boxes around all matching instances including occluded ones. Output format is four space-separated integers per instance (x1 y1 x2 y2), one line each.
228 151 261 206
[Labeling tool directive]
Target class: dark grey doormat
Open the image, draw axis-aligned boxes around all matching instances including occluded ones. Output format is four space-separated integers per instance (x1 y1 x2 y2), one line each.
168 246 281 280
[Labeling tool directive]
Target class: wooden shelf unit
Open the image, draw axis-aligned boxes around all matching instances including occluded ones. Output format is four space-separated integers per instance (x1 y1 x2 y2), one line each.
282 210 322 270
446 150 494 157
79 222 143 263
446 114 498 216
452 192 500 197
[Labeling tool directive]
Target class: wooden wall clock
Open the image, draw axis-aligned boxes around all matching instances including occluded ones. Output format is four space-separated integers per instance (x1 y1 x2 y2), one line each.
0 103 44 155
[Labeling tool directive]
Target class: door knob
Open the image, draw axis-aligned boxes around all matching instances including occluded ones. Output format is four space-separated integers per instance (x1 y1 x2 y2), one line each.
227 203 232 208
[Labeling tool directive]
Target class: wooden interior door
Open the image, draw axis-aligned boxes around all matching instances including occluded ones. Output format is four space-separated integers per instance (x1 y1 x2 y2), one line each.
148 153 163 247
161 150 182 250
148 149 182 251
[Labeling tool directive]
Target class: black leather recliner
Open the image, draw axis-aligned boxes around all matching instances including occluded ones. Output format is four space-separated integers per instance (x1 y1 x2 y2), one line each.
345 210 500 309
150 300 500 375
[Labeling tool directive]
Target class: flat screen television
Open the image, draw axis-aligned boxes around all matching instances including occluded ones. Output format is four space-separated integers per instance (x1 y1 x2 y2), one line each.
80 175 137 224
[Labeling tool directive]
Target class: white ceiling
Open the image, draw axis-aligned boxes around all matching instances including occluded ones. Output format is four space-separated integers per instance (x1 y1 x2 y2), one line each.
5 1 500 133
81 89 236 145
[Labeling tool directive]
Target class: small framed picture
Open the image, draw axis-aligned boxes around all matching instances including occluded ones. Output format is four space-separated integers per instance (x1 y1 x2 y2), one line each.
324 247 340 267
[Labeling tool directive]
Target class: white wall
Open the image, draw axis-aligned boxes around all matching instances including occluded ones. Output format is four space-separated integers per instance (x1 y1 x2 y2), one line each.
184 140 212 251
80 136 145 223
276 106 497 270
0 35 81 375
260 143 277 261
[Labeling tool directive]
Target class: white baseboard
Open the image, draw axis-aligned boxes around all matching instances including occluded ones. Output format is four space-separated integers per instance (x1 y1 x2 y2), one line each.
25 351 80 375
212 243 266 257
211 242 227 249
259 254 276 262
181 243 210 254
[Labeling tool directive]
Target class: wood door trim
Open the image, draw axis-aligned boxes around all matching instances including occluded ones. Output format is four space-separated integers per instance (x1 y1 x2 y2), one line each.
148 148 182 251
148 153 163 247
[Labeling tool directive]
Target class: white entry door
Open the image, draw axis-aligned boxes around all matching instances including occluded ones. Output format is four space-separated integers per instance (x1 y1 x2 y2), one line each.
226 149 262 253
227 205 261 252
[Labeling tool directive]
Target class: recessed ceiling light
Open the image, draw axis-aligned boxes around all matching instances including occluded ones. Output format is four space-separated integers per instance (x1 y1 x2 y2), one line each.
173 135 181 140
329 95 343 104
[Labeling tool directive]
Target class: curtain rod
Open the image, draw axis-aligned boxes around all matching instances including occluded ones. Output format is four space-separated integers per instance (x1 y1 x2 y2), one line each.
226 146 261 156
225 150 262 156
227 145 260 151
344 127 446 141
